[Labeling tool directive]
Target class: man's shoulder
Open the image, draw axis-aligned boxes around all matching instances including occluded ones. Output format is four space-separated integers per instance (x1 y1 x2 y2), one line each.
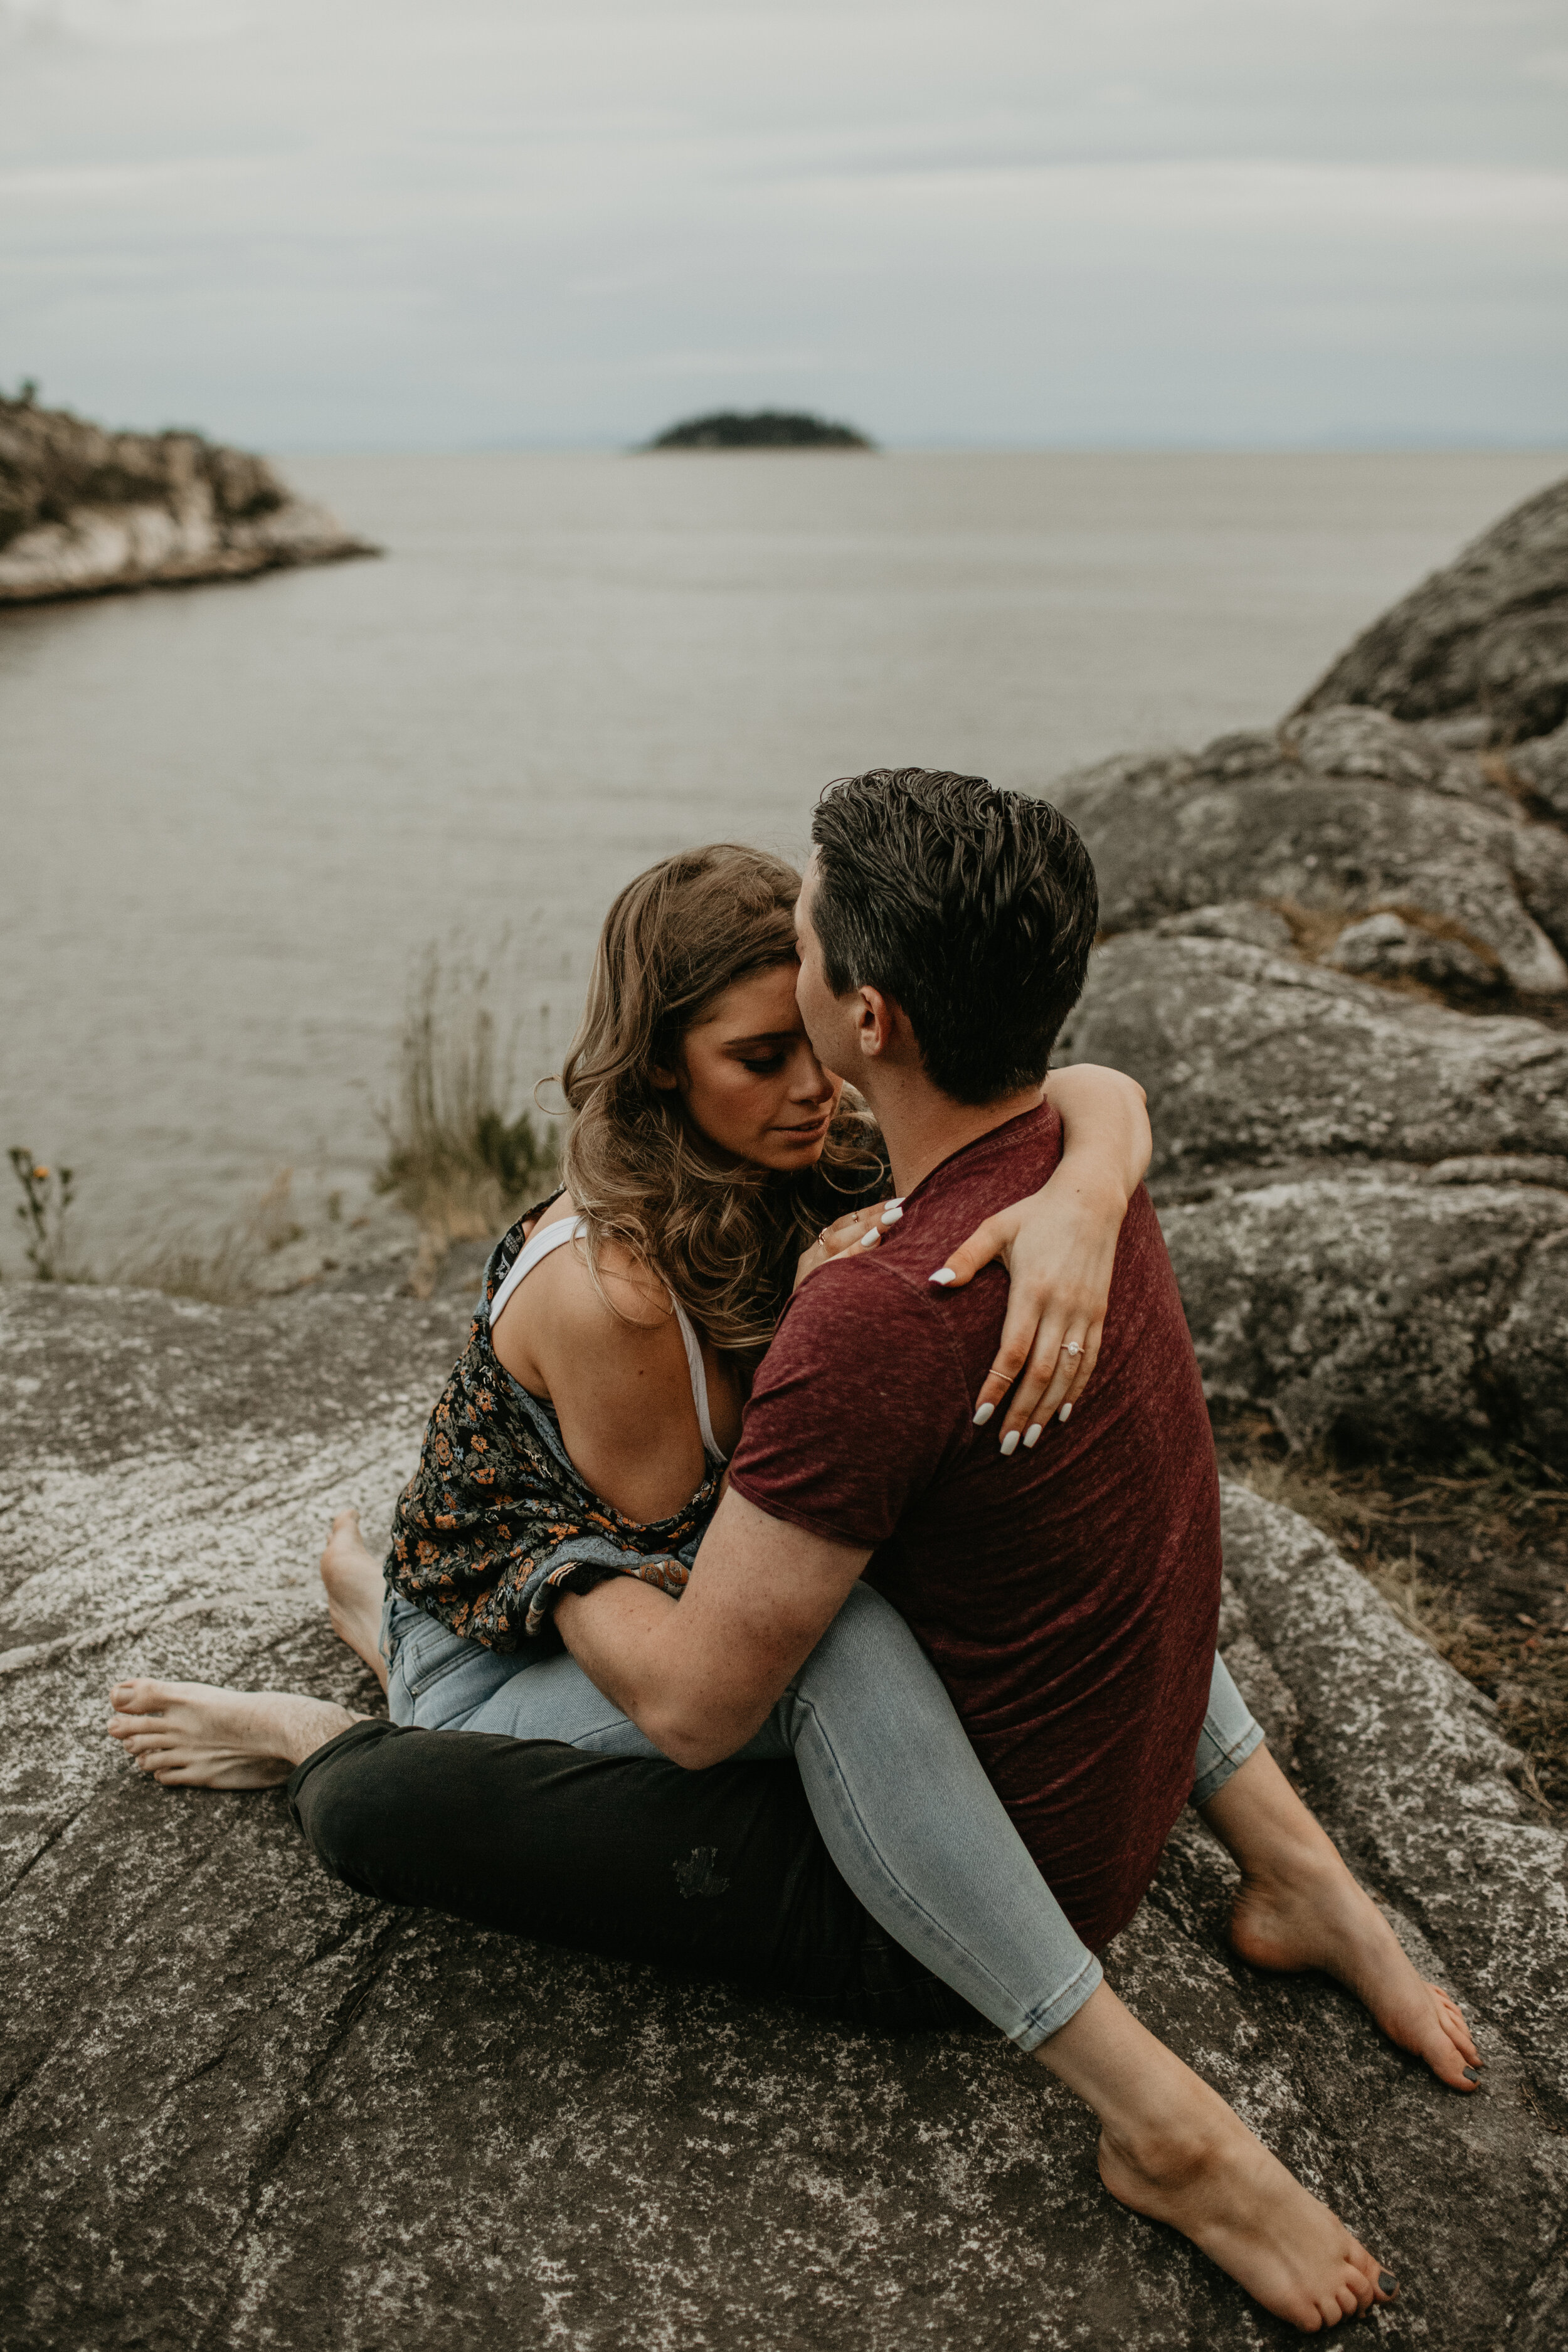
761 1246 967 1397
777 1245 937 1335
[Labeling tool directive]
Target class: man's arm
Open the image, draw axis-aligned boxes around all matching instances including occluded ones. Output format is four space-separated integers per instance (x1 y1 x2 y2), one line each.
555 1488 869 1769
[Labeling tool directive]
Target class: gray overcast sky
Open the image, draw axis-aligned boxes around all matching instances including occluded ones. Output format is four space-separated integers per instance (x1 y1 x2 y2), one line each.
3 0 1565 450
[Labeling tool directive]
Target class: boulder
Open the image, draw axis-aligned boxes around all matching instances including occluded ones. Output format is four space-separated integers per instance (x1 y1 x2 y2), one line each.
1057 933 1568 1180
1053 715 1568 995
1161 1177 1568 1457
2 1282 1564 2349
1327 908 1503 995
0 395 376 603
1057 932 1568 1458
1295 474 1568 743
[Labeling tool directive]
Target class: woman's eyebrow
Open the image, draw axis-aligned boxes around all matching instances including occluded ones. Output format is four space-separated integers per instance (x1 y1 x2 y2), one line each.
723 1028 800 1048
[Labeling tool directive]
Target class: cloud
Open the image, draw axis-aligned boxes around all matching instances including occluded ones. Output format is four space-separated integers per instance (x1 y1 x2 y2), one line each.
1 0 1564 447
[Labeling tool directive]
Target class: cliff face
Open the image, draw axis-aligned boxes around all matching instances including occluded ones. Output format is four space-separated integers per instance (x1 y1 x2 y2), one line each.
1052 474 1568 1465
0 395 376 603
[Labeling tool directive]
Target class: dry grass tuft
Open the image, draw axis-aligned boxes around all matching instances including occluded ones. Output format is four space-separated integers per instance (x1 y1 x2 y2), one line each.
376 948 558 1293
112 1171 305 1307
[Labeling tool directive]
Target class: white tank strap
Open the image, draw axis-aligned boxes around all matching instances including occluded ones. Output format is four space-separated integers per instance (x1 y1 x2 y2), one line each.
486 1214 585 1328
673 1301 725 1464
488 1214 726 1465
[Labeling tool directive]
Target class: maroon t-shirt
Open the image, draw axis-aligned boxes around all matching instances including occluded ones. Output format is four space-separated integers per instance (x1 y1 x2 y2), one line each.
729 1099 1221 1951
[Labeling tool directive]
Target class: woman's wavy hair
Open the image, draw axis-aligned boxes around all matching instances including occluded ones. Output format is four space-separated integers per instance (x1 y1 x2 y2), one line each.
559 844 881 1353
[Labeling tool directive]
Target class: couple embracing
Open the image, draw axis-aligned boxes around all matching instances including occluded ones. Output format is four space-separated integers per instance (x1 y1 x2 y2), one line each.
109 768 1480 2333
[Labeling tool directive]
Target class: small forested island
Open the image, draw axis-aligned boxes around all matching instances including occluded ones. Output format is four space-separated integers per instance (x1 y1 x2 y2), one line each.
0 384 377 605
644 408 875 450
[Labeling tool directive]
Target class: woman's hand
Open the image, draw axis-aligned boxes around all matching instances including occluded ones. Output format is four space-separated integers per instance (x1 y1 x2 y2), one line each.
793 1198 903 1290
930 1064 1150 1451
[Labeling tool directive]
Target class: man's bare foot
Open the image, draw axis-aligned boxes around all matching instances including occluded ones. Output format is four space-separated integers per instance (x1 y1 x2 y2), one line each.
105 1679 359 1788
1039 1984 1396 2333
320 1508 389 1692
1204 1747 1481 2092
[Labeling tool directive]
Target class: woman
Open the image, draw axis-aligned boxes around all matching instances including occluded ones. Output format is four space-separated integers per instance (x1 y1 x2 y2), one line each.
110 843 1470 2331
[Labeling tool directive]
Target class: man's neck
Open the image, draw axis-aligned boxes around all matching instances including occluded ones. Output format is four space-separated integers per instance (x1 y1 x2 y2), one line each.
856 1067 1048 1199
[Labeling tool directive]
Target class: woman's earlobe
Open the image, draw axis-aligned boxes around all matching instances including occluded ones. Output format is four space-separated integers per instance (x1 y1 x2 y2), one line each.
650 1066 679 1091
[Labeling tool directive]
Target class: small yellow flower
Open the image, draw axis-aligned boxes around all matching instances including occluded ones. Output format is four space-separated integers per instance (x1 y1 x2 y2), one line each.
33 1165 48 1180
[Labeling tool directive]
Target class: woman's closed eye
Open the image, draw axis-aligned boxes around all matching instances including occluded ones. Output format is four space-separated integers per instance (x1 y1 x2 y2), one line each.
738 1053 787 1074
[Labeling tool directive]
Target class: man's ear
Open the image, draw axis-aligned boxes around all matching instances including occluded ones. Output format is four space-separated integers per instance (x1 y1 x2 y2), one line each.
856 986 897 1061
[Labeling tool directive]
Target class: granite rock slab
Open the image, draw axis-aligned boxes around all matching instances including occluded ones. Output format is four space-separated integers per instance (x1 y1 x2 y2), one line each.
1 1283 1565 2350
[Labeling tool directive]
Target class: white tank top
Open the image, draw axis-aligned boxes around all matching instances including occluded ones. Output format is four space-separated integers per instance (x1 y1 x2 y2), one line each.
487 1214 726 1465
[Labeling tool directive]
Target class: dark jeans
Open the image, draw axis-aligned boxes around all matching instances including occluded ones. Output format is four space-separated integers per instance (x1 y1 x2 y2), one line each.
288 1720 968 2033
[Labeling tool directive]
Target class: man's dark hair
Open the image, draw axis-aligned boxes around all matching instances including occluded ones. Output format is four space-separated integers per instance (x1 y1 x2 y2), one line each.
808 768 1098 1105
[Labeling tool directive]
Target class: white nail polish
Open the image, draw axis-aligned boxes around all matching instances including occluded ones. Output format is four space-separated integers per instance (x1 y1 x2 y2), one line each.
1022 1423 1042 1449
999 1429 1020 1456
929 1268 956 1286
972 1402 994 1427
859 1229 879 1248
881 1204 903 1226
1058 1402 1072 1424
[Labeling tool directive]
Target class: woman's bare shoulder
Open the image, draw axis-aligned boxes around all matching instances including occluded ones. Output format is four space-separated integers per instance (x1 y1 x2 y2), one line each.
526 1208 675 1340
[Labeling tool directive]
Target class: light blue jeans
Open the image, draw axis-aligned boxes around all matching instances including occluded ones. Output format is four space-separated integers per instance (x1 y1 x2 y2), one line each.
385 1582 1263 2052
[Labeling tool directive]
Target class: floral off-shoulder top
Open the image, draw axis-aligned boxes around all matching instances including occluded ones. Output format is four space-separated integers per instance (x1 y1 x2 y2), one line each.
384 1212 719 1651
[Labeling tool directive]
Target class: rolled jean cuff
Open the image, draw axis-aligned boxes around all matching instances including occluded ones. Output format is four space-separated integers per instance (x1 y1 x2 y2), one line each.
1012 1950 1104 2053
1191 1714 1266 1808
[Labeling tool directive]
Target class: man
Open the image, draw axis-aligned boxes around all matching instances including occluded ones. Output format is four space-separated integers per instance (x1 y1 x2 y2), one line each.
114 773 1476 2331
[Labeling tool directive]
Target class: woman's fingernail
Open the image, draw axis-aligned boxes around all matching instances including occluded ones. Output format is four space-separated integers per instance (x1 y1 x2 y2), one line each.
929 1268 956 1286
1463 2064 1480 2082
859 1229 879 1248
972 1402 995 1426
1377 2274 1397 2297
1022 1423 1042 1449
999 1430 1020 1456
1058 1402 1072 1423
881 1204 903 1226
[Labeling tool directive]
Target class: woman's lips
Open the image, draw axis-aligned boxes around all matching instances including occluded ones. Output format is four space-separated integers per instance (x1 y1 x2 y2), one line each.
773 1113 832 1139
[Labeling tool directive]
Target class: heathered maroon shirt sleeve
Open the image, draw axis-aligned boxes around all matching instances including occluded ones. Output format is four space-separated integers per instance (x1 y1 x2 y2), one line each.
728 1259 965 1545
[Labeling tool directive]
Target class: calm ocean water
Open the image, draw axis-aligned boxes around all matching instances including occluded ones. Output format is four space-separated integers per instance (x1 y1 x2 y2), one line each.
3 447 1564 1269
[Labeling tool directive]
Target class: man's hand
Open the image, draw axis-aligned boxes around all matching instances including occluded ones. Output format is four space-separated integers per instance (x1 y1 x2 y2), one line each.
556 1488 869 1768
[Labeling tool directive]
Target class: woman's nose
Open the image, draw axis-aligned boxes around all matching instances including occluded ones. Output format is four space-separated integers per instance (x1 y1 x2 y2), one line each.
789 1046 834 1101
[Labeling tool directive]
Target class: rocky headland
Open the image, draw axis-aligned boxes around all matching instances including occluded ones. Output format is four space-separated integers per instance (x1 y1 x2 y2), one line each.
0 391 376 604
3 474 1567 2349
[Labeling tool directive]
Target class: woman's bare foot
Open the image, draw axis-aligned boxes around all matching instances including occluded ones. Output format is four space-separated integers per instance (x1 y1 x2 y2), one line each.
105 1679 359 1788
320 1508 389 1692
1098 2089 1390 2332
1039 1984 1396 2333
1204 1747 1481 2092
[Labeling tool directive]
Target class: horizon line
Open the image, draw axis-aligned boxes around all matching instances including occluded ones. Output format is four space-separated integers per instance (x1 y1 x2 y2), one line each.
270 434 1568 461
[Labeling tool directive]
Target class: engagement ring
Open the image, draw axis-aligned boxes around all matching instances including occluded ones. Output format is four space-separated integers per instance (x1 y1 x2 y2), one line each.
1061 1341 1083 1358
